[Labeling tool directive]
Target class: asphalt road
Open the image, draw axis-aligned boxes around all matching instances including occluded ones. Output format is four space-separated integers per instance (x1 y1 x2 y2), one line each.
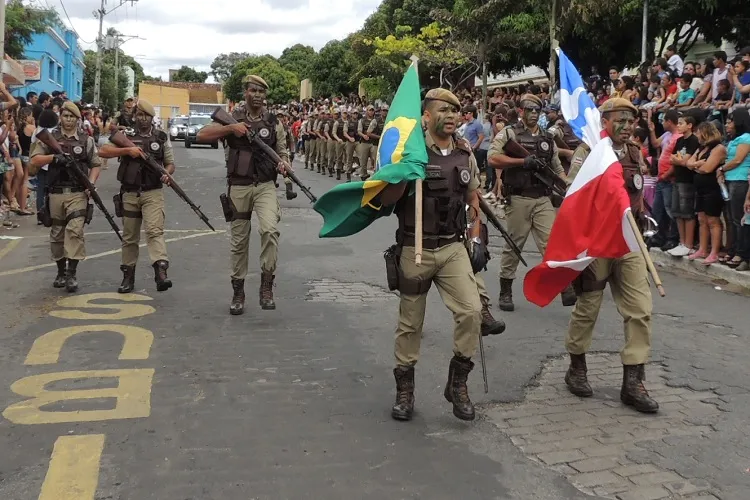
0 141 746 500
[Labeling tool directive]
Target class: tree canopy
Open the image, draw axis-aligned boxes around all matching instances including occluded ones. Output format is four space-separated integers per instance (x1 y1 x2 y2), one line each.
171 65 209 83
214 0 749 101
4 0 60 60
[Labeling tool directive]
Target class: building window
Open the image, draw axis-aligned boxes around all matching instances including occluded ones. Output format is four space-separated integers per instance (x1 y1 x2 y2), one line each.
57 65 63 85
77 80 81 95
171 106 181 117
48 60 56 82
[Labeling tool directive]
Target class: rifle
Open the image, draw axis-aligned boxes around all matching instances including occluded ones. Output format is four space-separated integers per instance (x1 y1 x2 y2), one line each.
210 107 317 203
504 138 568 198
36 128 123 242
109 130 215 231
478 196 527 267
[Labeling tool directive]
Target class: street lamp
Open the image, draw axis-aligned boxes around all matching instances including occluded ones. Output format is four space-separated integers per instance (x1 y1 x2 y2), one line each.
106 34 145 101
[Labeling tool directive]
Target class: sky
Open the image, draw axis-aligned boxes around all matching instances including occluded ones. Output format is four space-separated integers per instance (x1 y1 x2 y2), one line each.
43 0 381 81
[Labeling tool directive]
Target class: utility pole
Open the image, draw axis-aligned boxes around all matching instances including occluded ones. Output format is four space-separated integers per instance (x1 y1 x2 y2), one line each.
106 34 143 103
548 0 559 94
641 0 649 64
0 0 6 79
93 0 139 107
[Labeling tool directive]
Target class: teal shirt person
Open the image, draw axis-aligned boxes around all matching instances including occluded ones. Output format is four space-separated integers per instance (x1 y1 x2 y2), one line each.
725 133 750 182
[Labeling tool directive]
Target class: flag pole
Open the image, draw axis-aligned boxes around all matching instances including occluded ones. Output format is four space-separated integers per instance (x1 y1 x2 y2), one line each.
626 211 666 297
410 54 424 265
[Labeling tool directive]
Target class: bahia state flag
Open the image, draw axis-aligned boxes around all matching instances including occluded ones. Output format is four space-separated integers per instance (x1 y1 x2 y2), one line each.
522 48 639 307
313 60 427 238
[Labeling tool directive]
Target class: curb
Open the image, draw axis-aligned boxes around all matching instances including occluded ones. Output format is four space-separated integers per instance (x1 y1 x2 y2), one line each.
649 248 750 290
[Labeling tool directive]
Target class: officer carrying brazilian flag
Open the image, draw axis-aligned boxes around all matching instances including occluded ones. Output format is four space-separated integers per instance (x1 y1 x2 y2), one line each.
313 57 517 423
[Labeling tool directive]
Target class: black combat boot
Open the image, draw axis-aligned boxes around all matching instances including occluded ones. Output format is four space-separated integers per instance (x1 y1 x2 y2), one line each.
346 172 352 182
561 284 577 307
65 259 79 293
498 278 515 312
328 167 334 177
230 279 245 315
53 259 67 288
443 355 475 421
336 169 342 180
481 304 506 336
565 353 593 397
259 271 276 310
621 364 659 413
316 164 322 173
285 183 298 200
118 265 136 294
153 260 172 292
391 366 415 421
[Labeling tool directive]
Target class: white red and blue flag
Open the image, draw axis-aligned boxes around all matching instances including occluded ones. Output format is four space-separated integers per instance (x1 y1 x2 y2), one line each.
523 48 639 307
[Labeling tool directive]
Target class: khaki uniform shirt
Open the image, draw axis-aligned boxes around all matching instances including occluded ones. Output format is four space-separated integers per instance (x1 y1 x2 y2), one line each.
32 129 103 169
488 122 565 176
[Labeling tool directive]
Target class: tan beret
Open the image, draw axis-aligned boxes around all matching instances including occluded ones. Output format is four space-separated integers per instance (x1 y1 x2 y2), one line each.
242 74 269 89
599 97 638 116
61 101 81 119
424 88 460 108
519 94 543 108
136 99 155 117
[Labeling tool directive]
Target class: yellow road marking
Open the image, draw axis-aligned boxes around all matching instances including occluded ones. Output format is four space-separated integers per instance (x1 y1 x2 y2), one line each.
0 239 21 261
38 434 105 500
0 230 224 277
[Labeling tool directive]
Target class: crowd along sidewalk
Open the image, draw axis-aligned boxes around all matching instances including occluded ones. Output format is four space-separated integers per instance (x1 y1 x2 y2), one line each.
649 248 750 290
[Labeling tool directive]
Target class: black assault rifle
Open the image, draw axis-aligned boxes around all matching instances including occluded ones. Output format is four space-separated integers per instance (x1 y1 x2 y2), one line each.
210 107 317 203
478 196 527 267
109 130 215 231
504 138 568 199
36 126 123 242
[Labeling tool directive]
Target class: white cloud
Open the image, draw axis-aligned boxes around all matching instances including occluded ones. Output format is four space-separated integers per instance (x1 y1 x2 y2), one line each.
55 0 380 80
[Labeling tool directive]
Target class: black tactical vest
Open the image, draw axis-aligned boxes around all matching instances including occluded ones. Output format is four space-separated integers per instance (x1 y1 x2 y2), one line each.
47 130 89 189
117 111 134 128
561 122 581 151
346 119 358 140
224 107 278 185
361 116 376 144
618 142 644 214
503 123 555 197
370 119 384 145
333 119 343 139
396 142 472 238
117 129 167 191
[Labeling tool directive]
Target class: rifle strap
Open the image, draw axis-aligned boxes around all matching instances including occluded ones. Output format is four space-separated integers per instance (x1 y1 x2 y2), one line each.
123 210 142 219
52 209 87 226
226 183 252 220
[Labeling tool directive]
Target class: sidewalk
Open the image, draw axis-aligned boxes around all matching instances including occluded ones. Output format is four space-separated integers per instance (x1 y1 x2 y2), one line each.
649 248 750 290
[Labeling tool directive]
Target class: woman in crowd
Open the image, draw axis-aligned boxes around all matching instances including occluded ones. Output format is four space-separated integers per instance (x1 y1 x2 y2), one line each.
687 121 726 264
12 107 35 216
718 108 750 268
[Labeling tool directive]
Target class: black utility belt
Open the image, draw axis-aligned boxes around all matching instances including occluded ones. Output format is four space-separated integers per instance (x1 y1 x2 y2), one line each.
121 186 161 193
401 234 460 249
48 186 84 194
507 186 551 198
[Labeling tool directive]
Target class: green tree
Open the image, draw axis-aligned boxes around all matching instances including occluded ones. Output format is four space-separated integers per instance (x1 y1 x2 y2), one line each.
210 52 251 83
81 50 128 112
4 0 60 60
278 44 318 80
171 65 208 83
222 55 277 103
309 39 357 97
245 59 299 104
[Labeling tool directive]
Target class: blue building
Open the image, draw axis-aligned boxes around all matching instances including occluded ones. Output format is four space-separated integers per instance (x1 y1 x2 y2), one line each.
11 23 85 102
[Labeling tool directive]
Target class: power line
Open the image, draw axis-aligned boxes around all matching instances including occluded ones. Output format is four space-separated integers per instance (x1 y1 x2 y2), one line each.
58 0 95 44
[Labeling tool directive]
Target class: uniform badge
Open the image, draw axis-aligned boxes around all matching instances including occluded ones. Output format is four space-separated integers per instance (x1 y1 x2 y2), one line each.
540 141 550 152
459 169 472 185
632 173 644 190
150 142 161 151
72 146 83 155
259 128 270 138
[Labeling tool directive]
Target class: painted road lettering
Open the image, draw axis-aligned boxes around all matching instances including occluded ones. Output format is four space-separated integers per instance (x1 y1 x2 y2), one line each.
4 292 158 499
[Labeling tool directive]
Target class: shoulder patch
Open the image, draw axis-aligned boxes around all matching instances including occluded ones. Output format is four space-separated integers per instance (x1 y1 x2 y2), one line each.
155 130 168 141
454 136 472 154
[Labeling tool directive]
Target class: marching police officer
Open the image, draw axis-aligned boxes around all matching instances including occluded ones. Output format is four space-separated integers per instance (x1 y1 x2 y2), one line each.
356 105 378 180
30 101 102 292
376 89 487 422
564 98 658 414
342 108 360 181
197 75 292 315
305 111 318 171
98 99 175 293
316 110 329 175
545 103 581 174
488 93 577 311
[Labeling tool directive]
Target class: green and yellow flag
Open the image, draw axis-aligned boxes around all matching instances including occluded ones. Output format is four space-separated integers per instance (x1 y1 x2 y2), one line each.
313 60 427 238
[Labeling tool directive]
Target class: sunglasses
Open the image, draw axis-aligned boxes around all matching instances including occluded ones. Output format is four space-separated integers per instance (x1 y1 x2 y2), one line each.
523 106 541 113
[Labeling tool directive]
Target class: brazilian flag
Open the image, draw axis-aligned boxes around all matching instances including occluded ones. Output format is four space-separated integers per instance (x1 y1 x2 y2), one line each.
313 60 427 238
